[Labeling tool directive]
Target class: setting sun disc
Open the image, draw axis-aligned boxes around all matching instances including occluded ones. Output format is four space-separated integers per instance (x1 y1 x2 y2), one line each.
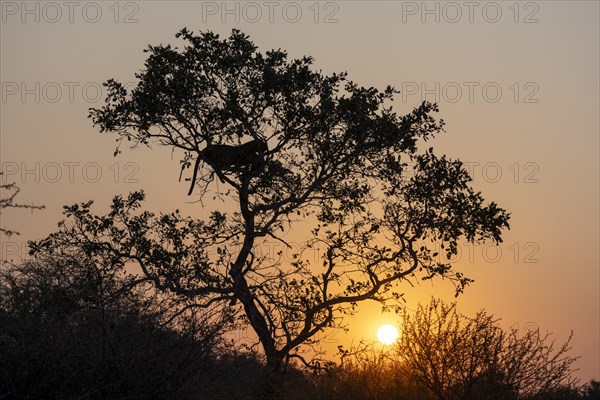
377 324 399 345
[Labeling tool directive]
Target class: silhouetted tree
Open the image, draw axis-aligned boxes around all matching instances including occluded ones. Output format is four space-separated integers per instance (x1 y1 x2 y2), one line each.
81 28 510 374
395 299 580 400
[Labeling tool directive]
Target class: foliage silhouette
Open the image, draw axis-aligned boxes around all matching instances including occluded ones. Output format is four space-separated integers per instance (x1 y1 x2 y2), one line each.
0 244 231 399
0 173 44 237
394 299 580 400
0 258 591 400
583 380 600 399
84 28 511 372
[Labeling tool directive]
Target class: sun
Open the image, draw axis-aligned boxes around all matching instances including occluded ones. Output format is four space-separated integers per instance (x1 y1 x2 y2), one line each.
377 324 399 345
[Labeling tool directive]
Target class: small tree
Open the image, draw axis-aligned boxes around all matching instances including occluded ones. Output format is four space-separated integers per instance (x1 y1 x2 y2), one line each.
0 173 44 237
395 299 580 400
79 28 510 372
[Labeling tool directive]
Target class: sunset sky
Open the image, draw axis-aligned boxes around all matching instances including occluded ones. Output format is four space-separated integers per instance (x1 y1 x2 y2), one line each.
1 0 598 381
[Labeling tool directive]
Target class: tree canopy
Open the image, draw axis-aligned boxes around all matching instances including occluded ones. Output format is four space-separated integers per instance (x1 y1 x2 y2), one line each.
67 28 511 370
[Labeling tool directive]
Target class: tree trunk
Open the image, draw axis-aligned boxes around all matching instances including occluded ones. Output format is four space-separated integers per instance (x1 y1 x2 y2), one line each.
260 357 286 400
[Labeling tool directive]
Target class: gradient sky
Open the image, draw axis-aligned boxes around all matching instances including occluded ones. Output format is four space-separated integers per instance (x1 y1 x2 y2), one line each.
1 0 598 381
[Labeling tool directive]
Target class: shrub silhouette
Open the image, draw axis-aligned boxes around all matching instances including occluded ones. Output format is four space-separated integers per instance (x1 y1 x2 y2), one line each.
0 248 229 399
393 299 580 400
